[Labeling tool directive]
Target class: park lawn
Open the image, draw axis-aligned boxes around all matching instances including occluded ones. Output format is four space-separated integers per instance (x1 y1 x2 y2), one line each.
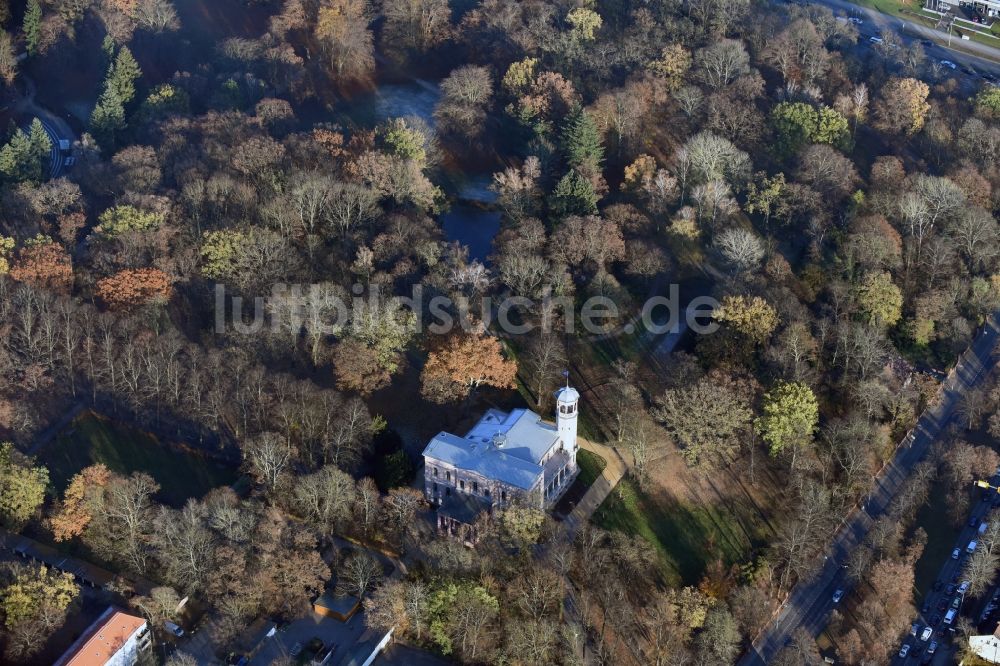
594 476 768 587
577 449 607 488
42 411 238 507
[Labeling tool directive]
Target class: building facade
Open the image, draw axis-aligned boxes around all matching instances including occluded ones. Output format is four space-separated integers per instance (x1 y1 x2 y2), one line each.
421 386 581 538
54 606 151 666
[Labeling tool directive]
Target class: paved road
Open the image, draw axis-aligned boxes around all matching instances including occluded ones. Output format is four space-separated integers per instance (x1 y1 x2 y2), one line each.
739 314 1000 665
802 0 1000 74
13 73 75 179
889 473 1000 664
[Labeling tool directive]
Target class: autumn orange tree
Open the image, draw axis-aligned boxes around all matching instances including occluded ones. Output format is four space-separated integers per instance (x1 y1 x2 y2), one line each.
48 464 111 542
95 267 172 309
420 331 518 404
8 236 73 293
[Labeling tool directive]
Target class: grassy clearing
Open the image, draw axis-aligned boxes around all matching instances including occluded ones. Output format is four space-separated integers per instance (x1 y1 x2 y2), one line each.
42 411 238 507
577 449 607 488
593 477 767 587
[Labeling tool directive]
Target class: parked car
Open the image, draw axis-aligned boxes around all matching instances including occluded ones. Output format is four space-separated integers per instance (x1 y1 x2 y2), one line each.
920 626 933 641
980 522 989 534
163 620 184 637
869 35 884 44
290 643 304 658
899 643 911 658
921 600 931 613
933 580 943 591
945 609 957 625
928 640 938 654
941 60 958 69
952 548 961 559
946 584 956 596
970 516 980 528
922 39 934 47
849 16 863 23
937 599 949 612
960 580 971 595
930 614 941 626
952 596 962 609
832 589 844 603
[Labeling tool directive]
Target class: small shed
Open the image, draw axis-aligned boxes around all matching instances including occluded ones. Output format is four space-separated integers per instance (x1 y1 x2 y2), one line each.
313 590 360 622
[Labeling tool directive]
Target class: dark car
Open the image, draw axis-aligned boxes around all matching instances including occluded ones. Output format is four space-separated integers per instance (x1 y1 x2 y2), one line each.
938 599 949 612
930 614 941 626
922 601 931 613
922 39 934 47
971 516 981 527
933 580 943 591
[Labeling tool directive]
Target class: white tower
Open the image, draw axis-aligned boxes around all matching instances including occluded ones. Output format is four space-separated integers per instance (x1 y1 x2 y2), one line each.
555 385 580 466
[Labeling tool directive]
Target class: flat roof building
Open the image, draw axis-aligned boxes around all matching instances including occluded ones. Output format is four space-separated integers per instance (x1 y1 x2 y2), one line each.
54 606 151 666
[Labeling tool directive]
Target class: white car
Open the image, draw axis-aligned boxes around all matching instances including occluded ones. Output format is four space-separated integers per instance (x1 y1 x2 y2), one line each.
959 580 971 595
920 626 932 641
832 589 844 603
869 35 884 44
940 60 957 69
952 547 961 559
899 644 910 658
849 16 863 24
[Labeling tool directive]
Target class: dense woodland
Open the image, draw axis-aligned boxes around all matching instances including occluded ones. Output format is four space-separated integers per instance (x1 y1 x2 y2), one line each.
0 0 999 663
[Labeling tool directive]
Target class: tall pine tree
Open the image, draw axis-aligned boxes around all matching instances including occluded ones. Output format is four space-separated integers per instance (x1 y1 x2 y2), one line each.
107 47 141 105
28 118 51 167
89 47 142 152
560 109 603 172
23 0 40 57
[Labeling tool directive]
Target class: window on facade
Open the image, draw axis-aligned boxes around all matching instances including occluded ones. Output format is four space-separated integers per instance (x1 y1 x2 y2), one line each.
460 480 465 490
473 481 479 493
501 490 507 501
446 471 451 481
446 488 451 496
484 488 490 497
433 482 438 492
433 467 438 477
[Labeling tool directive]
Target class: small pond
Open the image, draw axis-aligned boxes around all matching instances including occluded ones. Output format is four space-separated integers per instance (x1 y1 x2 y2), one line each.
328 80 503 263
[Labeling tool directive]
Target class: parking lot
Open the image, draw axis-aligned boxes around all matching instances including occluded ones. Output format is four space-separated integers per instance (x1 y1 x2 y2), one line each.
249 610 369 665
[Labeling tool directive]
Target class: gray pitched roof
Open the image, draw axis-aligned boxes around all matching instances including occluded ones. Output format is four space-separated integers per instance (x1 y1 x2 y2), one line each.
423 431 542 490
465 408 559 464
